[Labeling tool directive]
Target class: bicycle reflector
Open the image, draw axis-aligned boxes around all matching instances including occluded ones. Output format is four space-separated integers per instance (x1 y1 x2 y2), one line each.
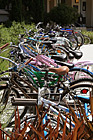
57 50 61 53
81 89 88 94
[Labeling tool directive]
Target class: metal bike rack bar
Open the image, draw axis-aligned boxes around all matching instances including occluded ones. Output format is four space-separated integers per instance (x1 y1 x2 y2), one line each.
11 97 37 106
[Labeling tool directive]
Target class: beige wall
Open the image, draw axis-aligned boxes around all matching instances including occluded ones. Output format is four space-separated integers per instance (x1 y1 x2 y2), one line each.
86 0 93 27
46 0 93 27
71 0 86 16
66 0 72 6
47 0 57 13
91 1 93 27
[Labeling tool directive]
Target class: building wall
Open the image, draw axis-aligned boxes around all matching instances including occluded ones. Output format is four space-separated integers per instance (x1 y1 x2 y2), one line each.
0 15 9 22
46 0 93 27
65 0 72 6
91 1 93 27
71 0 80 13
47 0 57 13
86 0 93 27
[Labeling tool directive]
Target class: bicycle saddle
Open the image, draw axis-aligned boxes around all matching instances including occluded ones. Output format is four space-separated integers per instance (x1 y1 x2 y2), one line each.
40 40 54 49
41 40 53 45
70 50 83 59
50 38 57 43
49 66 69 75
65 46 83 59
51 54 67 62
48 33 55 37
55 60 74 69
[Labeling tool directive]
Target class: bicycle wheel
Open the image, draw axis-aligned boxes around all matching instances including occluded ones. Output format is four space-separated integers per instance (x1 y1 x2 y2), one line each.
20 111 64 138
68 79 92 112
74 32 84 48
61 78 93 100
0 84 28 128
68 67 93 81
67 34 78 50
83 35 91 44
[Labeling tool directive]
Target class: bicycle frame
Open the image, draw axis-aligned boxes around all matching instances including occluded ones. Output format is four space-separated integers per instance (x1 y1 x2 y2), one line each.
23 66 65 89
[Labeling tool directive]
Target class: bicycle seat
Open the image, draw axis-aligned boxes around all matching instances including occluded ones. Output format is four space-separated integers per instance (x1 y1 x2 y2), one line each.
50 38 57 43
19 34 25 38
41 41 54 50
55 60 74 69
65 47 83 59
69 50 83 59
41 40 53 45
49 66 69 75
48 33 55 37
51 54 67 62
42 39 57 45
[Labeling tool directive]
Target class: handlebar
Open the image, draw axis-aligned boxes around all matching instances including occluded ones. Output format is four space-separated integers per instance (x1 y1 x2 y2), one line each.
0 43 9 50
24 58 33 65
36 22 43 30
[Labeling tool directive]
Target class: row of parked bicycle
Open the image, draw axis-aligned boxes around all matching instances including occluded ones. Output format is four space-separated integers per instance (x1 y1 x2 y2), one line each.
0 22 92 135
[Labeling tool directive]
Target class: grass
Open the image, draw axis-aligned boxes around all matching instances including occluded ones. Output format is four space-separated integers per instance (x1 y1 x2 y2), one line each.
81 30 93 44
0 47 11 73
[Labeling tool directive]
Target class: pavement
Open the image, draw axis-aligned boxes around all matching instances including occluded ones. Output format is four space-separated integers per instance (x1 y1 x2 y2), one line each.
79 44 93 61
72 44 93 72
73 44 93 64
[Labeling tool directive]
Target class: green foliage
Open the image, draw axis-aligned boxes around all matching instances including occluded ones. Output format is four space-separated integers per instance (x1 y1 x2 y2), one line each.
81 30 93 44
0 21 36 72
27 0 45 23
0 48 10 72
0 24 11 46
47 4 79 25
0 21 36 45
0 0 45 24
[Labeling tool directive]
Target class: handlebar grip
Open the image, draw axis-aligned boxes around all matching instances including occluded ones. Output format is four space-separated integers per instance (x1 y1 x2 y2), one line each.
0 43 9 50
24 58 33 65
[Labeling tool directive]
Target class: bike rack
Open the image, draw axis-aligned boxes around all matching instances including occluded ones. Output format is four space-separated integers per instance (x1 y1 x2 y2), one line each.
11 97 37 106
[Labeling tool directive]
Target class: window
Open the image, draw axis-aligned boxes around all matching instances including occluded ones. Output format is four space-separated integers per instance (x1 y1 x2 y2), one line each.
82 2 86 11
73 5 78 10
61 0 65 4
75 0 79 3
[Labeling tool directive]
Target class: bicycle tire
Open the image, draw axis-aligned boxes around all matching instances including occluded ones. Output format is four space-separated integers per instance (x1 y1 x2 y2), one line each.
75 32 84 48
66 34 78 50
0 85 28 128
69 67 93 81
61 78 93 99
20 112 65 137
70 78 93 86
83 35 91 44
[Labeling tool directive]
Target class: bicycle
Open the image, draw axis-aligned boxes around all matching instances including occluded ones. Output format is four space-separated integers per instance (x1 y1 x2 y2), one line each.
1 53 93 129
0 54 37 128
11 75 92 139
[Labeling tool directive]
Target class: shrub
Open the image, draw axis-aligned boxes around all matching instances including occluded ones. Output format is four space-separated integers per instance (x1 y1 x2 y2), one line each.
0 100 92 140
0 21 36 45
81 30 93 44
47 4 79 26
